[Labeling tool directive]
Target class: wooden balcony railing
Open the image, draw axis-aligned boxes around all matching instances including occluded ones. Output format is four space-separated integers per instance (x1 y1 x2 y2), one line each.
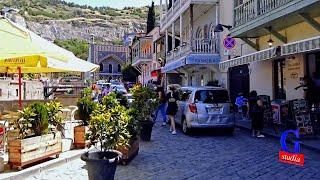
234 0 294 27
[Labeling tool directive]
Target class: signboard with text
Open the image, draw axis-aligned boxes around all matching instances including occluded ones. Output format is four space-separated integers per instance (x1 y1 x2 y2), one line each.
186 54 220 65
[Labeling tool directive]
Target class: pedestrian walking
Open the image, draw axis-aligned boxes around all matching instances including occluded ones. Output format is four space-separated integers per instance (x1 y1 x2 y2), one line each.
235 93 248 119
102 84 110 97
91 84 100 103
154 87 167 126
166 86 179 135
248 90 265 138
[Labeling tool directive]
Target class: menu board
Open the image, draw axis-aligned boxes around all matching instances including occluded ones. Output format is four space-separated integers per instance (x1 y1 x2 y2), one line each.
291 99 313 135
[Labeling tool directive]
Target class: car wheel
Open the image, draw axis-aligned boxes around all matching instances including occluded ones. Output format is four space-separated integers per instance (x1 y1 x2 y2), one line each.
182 118 191 135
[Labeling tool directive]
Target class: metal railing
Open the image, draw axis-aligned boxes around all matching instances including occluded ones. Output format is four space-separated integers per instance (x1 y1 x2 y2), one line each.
166 38 217 63
132 53 153 64
234 0 294 27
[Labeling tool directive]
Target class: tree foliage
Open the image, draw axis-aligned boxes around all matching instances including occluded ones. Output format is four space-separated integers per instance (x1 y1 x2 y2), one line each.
146 1 156 34
53 39 89 60
122 65 139 82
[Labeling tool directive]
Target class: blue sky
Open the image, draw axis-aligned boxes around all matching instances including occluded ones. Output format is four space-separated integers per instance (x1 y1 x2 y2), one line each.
64 0 160 9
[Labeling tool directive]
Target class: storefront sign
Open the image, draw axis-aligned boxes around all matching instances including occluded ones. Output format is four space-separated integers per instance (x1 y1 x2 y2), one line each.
161 58 185 73
186 54 220 65
279 129 304 166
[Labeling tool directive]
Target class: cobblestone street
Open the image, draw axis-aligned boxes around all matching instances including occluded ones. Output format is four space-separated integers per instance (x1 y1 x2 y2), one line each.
27 124 320 180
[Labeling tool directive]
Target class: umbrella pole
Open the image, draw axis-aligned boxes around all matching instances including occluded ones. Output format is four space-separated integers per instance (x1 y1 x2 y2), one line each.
18 67 22 110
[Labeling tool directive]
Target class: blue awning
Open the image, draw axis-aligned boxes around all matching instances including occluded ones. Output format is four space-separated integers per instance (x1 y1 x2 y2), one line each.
162 54 220 73
161 58 186 73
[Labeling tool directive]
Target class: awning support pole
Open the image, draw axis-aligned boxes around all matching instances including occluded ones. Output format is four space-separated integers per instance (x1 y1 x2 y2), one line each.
18 67 22 110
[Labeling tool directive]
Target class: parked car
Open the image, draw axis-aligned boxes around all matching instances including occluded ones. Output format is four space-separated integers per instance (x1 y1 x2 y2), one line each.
175 86 235 134
111 84 127 94
124 93 133 104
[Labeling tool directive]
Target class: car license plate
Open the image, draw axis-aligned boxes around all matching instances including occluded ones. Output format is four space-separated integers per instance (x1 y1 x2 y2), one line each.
207 107 221 114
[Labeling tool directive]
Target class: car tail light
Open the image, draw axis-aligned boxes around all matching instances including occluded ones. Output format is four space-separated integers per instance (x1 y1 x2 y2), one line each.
189 103 197 113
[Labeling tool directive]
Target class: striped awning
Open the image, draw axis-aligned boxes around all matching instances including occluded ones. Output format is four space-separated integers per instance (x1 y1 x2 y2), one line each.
281 36 320 56
219 47 277 70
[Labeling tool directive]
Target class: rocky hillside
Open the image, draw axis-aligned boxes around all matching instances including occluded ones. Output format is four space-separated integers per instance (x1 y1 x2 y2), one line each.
0 0 159 44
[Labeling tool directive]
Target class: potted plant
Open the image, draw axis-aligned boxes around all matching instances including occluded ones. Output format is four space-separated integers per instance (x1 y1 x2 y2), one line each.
102 92 140 165
131 85 158 141
8 102 62 170
75 87 97 148
81 104 131 180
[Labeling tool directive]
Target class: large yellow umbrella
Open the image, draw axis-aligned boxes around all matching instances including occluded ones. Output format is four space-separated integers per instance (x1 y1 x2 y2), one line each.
0 17 98 108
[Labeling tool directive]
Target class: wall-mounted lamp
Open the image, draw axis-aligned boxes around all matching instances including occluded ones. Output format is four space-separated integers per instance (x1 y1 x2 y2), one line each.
214 24 232 32
182 42 187 46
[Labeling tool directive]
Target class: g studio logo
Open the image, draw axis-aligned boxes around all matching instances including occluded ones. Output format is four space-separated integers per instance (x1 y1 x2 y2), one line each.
279 129 304 166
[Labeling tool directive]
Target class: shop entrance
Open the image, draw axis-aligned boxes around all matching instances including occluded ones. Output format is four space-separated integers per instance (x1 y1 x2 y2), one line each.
306 52 320 77
229 64 250 103
274 58 286 99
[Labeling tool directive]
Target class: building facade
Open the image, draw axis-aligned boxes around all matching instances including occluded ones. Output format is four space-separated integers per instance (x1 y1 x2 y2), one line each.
88 44 129 81
219 0 320 102
159 0 221 87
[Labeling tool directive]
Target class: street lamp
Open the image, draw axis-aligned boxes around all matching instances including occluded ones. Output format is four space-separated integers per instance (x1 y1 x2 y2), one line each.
214 24 232 32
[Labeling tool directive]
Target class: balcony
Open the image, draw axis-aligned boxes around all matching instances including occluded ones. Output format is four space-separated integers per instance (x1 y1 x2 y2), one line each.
231 0 320 37
166 38 217 63
160 0 217 31
132 53 153 66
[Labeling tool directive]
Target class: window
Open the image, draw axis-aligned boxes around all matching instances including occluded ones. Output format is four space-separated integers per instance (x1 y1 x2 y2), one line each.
196 27 203 39
195 90 230 103
100 63 103 71
109 64 112 73
118 64 121 72
0 89 2 97
16 89 19 97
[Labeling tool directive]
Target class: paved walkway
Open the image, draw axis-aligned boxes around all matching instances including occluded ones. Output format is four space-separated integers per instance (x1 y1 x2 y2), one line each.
21 122 320 180
236 117 320 152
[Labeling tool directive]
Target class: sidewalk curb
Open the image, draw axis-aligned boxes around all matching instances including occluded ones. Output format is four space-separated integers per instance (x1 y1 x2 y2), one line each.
1 150 86 180
236 123 320 154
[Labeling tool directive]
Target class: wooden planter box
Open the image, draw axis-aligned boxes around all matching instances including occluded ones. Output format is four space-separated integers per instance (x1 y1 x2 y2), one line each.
117 137 139 165
8 132 62 170
74 125 89 149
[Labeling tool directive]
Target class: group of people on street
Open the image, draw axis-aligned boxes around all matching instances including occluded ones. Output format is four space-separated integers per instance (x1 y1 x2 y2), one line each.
154 85 179 135
90 84 112 103
235 91 265 138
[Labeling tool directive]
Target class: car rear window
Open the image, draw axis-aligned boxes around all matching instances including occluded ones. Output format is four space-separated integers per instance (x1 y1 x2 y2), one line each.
195 90 230 103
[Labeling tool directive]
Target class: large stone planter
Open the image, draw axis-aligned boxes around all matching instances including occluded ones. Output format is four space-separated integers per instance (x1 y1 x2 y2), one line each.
8 132 62 170
117 137 139 165
74 125 89 149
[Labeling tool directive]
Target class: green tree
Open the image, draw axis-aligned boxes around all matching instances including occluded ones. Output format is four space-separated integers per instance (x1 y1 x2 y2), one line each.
122 65 139 82
146 1 155 34
53 39 89 60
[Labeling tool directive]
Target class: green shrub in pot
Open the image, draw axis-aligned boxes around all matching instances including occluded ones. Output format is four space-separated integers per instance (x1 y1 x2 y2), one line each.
81 103 131 180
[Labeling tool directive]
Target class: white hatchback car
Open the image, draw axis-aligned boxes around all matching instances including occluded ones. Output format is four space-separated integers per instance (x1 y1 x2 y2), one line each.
175 86 235 134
